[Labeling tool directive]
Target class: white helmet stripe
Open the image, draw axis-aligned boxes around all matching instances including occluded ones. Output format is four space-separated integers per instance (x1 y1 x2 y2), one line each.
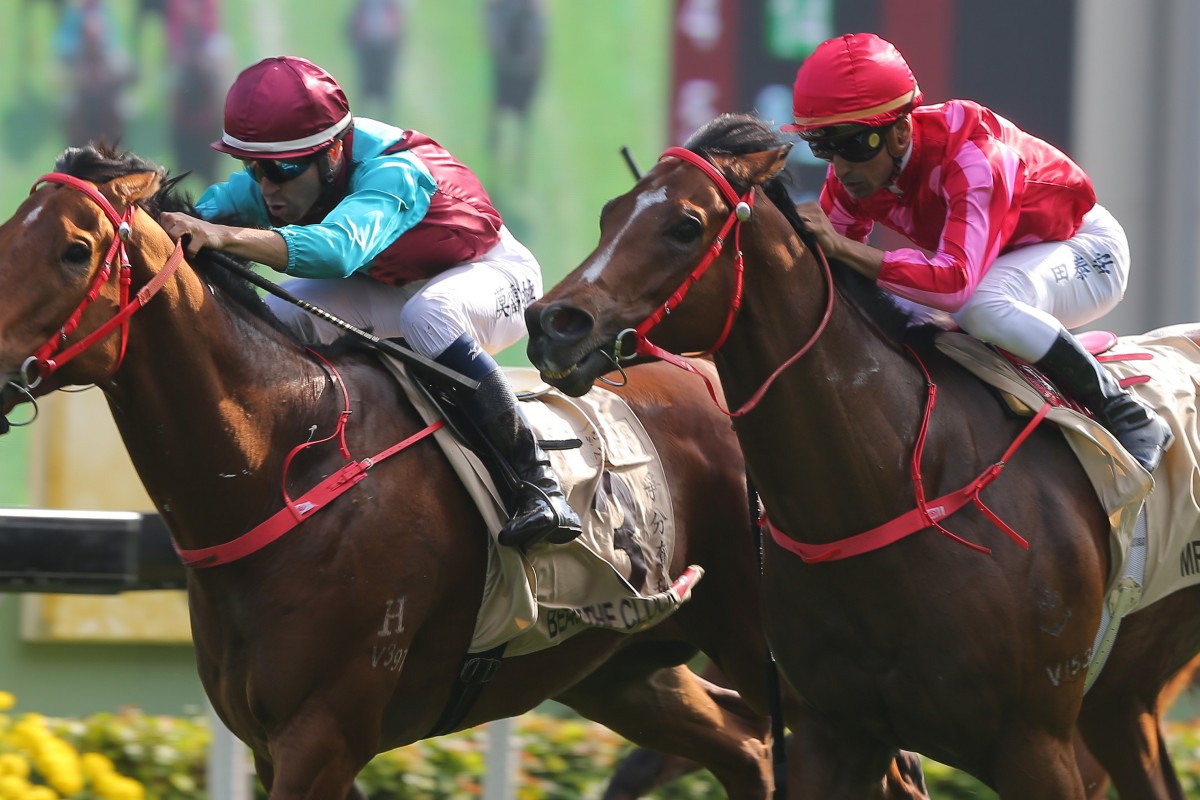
221 112 352 154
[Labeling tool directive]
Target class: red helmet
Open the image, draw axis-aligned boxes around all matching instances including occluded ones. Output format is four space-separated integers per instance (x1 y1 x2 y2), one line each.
780 33 923 136
212 56 352 159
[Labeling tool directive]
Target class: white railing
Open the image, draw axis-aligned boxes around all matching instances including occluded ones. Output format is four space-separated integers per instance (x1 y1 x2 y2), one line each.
206 707 517 799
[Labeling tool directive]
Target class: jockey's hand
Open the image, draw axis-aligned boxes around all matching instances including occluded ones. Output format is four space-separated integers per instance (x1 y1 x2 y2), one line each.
794 201 885 281
160 211 230 257
794 202 841 257
159 212 290 271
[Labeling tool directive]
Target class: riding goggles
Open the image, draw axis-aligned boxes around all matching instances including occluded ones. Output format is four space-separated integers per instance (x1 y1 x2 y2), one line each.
242 156 316 184
803 124 892 163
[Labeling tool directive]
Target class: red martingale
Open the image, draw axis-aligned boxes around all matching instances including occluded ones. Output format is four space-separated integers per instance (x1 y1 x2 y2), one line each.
174 349 445 568
620 153 1052 561
766 347 1050 563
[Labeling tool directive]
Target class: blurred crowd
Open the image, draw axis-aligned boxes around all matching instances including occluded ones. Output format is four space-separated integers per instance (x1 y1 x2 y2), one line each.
12 0 547 189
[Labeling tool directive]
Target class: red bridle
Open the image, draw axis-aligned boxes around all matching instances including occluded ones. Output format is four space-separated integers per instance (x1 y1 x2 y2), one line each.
626 146 755 360
620 147 834 417
23 173 185 388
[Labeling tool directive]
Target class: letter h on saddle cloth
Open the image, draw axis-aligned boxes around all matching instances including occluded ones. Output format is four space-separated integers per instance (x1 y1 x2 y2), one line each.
379 357 702 652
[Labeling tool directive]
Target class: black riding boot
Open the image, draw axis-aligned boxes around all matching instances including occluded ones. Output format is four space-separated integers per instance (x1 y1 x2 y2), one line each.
465 368 583 548
1035 332 1174 473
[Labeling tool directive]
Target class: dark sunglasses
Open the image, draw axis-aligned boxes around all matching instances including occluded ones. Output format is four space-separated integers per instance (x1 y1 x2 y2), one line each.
242 157 316 184
806 125 892 163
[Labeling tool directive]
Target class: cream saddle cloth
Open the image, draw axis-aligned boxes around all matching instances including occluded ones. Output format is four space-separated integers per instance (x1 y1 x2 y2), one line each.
938 327 1200 614
381 359 703 657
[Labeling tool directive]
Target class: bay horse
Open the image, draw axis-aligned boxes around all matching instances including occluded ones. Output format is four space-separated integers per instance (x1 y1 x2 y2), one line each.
606 656 1200 799
526 113 1200 799
0 144 805 798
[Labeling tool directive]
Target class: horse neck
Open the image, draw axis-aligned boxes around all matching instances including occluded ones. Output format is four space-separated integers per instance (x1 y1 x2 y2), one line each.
714 228 930 537
100 241 337 541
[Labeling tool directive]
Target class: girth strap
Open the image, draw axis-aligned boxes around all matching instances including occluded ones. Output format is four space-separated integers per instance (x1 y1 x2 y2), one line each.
424 642 508 738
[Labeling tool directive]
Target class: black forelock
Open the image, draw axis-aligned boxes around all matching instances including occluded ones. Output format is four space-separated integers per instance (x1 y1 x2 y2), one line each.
682 113 923 344
51 143 297 339
54 142 165 185
684 112 786 157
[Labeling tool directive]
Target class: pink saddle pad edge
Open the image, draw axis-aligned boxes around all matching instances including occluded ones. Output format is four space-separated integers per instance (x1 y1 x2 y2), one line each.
1078 329 1119 355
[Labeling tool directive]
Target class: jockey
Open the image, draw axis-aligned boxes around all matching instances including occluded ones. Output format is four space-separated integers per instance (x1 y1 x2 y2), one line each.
784 32 1174 474
159 55 582 548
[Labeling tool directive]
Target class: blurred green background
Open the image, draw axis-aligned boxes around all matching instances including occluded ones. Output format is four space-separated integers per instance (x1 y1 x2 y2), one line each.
0 0 674 508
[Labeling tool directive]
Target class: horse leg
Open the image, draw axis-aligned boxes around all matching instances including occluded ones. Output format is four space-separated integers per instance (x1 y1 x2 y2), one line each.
557 659 773 799
884 749 929 799
1077 697 1187 800
992 724 1086 800
1074 733 1112 800
255 722 373 800
603 748 703 799
786 718 928 800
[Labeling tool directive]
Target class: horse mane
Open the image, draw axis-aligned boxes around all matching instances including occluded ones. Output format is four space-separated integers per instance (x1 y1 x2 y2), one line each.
683 114 928 345
54 143 299 340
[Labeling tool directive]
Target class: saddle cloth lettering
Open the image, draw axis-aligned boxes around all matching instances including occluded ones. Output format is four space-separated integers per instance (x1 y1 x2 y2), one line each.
380 358 703 657
937 327 1200 611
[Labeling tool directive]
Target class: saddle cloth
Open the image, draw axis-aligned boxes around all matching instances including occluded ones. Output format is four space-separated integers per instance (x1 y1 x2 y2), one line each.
936 326 1200 612
379 358 703 657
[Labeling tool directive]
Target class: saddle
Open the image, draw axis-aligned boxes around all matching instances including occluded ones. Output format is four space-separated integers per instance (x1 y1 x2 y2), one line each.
938 327 1200 687
377 355 704 657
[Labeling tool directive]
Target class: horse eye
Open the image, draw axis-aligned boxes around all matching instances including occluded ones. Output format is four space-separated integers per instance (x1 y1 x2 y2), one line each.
61 242 92 265
670 216 704 243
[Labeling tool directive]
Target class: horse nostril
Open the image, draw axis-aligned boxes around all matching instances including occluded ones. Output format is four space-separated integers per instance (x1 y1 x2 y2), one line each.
539 304 594 342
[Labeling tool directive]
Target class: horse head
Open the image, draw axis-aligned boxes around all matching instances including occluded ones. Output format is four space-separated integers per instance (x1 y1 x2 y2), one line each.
527 114 802 398
0 147 181 412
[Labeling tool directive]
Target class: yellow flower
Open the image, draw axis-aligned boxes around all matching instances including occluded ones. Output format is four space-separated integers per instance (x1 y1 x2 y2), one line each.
98 776 144 800
0 694 15 713
0 773 29 798
0 755 27 779
81 752 114 779
45 766 83 795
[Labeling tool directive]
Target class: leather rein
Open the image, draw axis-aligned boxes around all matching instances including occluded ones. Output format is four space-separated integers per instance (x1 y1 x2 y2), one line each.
22 173 443 568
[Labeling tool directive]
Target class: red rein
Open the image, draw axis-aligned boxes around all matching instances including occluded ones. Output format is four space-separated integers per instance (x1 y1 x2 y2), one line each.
634 150 1042 561
29 173 443 568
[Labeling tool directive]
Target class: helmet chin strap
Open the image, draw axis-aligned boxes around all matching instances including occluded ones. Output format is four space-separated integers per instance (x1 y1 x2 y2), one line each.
320 139 345 184
885 124 913 192
293 138 351 225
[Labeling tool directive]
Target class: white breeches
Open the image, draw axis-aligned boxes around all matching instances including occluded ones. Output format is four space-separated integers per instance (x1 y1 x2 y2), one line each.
953 204 1130 361
265 225 542 358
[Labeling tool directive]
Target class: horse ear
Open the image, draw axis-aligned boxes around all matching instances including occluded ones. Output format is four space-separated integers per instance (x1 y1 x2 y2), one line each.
106 171 163 211
717 143 794 188
745 144 793 183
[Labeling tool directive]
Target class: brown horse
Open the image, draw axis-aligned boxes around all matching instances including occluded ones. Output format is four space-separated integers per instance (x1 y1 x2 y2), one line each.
526 113 1200 799
606 657 1200 799
0 144 808 799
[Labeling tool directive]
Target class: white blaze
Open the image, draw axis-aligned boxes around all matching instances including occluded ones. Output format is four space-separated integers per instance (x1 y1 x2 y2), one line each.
581 187 669 284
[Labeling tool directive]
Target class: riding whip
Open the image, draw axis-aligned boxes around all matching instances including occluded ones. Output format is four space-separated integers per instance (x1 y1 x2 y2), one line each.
203 248 480 394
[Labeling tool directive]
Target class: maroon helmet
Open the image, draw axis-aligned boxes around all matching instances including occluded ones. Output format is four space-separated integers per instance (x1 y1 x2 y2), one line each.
212 56 352 159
